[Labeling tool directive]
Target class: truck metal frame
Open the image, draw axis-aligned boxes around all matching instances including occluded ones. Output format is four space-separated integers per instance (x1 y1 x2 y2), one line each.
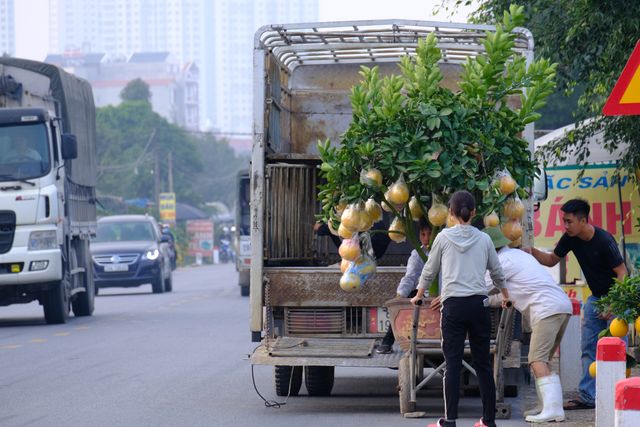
250 19 535 409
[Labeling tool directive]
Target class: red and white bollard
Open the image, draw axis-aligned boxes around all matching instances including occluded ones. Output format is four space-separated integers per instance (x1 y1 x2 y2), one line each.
615 377 640 426
596 337 627 427
560 298 582 393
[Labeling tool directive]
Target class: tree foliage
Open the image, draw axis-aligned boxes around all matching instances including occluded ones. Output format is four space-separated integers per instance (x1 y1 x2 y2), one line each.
96 100 249 214
318 5 555 252
450 0 640 172
120 78 152 103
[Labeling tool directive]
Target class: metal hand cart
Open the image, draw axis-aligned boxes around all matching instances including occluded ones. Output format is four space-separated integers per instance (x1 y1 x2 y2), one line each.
387 298 516 418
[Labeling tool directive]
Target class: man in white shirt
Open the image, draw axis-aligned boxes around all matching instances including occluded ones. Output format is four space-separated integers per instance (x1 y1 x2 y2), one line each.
483 226 572 423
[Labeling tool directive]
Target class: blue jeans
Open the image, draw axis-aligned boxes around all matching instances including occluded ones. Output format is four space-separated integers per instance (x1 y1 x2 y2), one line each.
579 295 628 405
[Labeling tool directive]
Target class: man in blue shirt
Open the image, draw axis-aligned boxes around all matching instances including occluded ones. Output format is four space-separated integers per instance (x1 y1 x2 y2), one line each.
376 217 432 354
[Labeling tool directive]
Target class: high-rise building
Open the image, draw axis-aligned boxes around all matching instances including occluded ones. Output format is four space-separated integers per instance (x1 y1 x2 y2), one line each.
0 0 15 57
209 0 318 135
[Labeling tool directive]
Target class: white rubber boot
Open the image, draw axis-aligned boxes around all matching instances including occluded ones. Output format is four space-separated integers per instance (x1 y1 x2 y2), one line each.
523 378 542 417
526 374 565 423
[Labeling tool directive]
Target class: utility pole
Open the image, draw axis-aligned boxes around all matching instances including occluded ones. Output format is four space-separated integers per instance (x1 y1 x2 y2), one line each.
168 152 174 193
154 151 160 209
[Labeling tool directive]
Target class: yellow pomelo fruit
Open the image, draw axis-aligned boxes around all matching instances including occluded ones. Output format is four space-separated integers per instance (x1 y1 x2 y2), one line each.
340 258 351 273
364 168 383 187
610 318 629 337
388 217 406 243
589 361 596 378
355 256 376 277
365 198 383 223
337 223 354 239
484 211 500 228
335 200 347 216
635 317 640 334
501 220 523 241
355 205 372 232
499 175 517 195
408 196 424 220
446 214 458 228
428 203 448 227
340 206 360 232
388 181 410 205
340 272 361 292
339 239 361 261
503 198 525 220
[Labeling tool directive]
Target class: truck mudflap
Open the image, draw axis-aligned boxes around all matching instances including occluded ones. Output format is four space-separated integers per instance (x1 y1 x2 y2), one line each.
251 337 404 368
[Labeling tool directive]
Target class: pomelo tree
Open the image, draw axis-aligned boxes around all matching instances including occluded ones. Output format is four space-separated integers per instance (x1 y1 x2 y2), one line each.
317 5 556 292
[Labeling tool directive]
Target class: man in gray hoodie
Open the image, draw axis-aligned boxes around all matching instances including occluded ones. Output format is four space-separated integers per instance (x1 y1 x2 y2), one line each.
411 191 509 427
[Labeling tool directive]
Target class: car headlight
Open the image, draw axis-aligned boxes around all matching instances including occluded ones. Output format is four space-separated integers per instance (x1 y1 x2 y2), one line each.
145 248 160 260
28 230 58 251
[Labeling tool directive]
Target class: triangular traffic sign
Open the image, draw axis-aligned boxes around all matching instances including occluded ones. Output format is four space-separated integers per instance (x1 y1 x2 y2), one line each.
603 40 640 116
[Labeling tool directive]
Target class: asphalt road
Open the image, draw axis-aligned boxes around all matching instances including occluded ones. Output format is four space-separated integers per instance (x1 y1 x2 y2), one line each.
0 264 572 427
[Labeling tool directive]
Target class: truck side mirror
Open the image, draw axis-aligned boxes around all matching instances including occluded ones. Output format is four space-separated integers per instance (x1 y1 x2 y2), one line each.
61 133 78 160
532 169 548 203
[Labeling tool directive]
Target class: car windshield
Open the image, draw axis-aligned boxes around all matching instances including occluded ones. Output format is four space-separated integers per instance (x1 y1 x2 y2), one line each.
94 221 156 243
0 123 51 181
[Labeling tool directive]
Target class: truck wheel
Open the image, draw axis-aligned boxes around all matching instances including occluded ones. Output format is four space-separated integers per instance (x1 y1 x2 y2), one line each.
274 366 302 396
398 356 416 414
239 270 249 297
152 270 165 294
304 366 334 396
43 282 69 324
72 262 95 317
164 274 173 292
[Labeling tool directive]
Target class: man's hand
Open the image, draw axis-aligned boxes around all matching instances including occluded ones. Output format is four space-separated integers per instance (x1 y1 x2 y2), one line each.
597 311 614 321
501 298 513 309
430 296 442 311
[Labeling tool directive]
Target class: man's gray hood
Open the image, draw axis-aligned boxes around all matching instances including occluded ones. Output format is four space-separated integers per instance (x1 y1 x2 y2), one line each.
439 224 483 253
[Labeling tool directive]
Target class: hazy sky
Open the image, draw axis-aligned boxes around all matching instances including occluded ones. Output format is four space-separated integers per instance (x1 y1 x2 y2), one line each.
15 0 475 60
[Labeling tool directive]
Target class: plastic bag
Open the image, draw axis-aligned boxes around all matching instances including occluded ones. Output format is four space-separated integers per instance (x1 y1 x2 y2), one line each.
493 169 517 196
359 168 383 188
338 234 361 261
502 195 525 220
386 175 410 206
388 217 406 243
427 194 448 227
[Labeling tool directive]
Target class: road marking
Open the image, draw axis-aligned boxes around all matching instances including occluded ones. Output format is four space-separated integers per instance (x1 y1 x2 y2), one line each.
1 344 22 349
30 339 47 343
74 326 90 330
53 332 70 337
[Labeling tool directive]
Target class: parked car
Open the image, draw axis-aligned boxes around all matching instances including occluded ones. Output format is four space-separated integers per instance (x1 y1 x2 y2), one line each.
91 215 172 294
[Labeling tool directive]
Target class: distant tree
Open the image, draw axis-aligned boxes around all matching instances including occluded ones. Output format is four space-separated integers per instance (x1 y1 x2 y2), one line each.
445 0 640 172
96 100 249 215
120 78 151 103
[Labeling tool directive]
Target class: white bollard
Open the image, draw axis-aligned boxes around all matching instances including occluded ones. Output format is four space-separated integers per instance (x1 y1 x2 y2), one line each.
596 337 626 427
560 298 582 393
615 377 640 426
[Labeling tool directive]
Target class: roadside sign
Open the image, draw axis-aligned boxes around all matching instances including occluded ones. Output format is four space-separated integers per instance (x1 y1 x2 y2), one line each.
186 220 214 258
159 192 176 224
603 40 640 116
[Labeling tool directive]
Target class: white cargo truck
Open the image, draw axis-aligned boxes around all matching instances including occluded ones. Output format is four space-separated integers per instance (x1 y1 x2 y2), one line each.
0 58 97 324
249 20 536 412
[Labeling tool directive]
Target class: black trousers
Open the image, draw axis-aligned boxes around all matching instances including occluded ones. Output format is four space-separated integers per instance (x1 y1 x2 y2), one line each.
441 295 495 423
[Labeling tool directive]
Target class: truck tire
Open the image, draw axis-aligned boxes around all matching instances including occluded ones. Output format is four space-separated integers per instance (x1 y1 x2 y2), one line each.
72 262 95 317
274 365 302 397
239 270 250 297
164 274 173 292
43 282 69 324
152 270 165 294
304 366 334 396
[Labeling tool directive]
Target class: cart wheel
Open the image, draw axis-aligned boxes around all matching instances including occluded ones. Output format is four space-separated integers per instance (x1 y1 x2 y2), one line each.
398 356 416 414
495 402 511 419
